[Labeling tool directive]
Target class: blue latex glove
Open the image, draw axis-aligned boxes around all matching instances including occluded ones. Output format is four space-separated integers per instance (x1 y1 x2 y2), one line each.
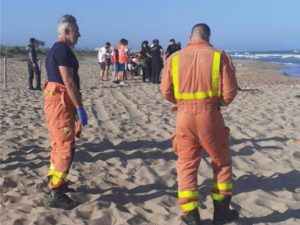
76 106 88 126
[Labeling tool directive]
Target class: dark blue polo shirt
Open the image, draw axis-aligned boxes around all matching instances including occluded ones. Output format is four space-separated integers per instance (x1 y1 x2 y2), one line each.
46 42 80 90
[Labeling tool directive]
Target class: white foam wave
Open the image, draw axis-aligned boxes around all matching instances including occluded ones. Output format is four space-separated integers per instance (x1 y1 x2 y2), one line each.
231 53 300 59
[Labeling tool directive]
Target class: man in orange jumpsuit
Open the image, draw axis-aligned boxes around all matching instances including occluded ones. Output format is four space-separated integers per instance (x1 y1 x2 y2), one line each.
161 23 239 225
44 15 88 210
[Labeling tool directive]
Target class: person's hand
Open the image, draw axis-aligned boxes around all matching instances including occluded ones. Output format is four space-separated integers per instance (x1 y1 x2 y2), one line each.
76 106 88 126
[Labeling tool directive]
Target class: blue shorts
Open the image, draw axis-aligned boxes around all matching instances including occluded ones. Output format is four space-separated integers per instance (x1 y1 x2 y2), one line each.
117 63 126 72
112 63 118 72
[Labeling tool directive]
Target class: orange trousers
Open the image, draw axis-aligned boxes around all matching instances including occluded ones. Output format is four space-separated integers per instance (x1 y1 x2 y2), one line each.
44 81 80 190
172 107 233 213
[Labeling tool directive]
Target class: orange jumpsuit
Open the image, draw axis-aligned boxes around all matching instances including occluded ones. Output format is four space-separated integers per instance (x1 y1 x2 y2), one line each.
44 81 81 189
161 40 238 213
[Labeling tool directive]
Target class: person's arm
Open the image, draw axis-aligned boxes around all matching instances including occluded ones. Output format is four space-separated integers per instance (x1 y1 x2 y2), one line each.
160 46 164 56
220 52 238 105
29 50 37 67
161 57 176 104
59 66 82 108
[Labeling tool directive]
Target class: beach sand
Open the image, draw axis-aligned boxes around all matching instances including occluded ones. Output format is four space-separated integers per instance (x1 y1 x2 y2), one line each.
1 57 300 225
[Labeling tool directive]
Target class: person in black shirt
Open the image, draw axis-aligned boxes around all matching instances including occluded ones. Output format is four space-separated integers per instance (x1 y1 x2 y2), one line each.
150 39 164 84
140 40 152 82
165 38 181 59
44 14 88 210
27 37 41 90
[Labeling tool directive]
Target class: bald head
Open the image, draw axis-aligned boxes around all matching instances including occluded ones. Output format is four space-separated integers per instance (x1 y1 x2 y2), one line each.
191 23 211 41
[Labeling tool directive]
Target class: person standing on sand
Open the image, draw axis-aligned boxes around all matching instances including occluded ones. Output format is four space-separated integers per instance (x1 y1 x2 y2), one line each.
117 38 130 86
161 23 239 225
44 14 88 210
140 40 152 82
27 37 42 90
150 39 164 84
97 42 112 81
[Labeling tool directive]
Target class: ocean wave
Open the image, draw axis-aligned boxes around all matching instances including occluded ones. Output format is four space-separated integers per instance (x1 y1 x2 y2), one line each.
231 53 300 59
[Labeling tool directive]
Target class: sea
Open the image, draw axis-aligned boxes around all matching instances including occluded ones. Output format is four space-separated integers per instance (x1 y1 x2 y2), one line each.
229 50 300 78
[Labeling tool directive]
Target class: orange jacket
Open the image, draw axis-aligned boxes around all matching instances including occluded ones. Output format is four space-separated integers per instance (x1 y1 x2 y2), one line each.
118 44 129 63
161 40 238 109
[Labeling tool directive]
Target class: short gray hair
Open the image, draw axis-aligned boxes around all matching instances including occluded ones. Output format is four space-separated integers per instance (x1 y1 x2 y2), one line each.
57 14 77 35
191 23 211 41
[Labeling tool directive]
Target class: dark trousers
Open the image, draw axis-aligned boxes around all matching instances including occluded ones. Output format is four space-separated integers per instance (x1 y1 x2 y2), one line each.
143 59 152 82
151 58 162 84
27 62 41 89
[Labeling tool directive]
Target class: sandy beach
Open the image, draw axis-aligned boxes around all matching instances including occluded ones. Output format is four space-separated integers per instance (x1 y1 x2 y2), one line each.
1 57 300 225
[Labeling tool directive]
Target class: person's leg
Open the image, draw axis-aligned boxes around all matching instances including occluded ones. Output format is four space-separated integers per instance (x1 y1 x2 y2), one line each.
34 65 42 90
151 60 157 84
106 63 111 80
174 112 202 225
44 88 77 209
28 63 34 89
198 111 238 224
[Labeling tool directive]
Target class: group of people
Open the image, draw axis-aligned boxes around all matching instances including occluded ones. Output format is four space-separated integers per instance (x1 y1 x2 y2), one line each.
42 14 239 225
95 38 181 85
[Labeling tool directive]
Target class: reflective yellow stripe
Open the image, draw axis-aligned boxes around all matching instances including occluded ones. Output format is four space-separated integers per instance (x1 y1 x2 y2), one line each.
213 183 232 191
47 164 55 176
211 51 221 97
53 171 67 179
171 51 221 100
75 114 79 121
50 171 67 185
180 201 199 212
44 90 54 96
172 53 180 97
178 190 199 199
211 193 226 201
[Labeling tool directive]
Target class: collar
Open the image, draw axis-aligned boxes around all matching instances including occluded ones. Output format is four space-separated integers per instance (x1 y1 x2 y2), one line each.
187 40 213 47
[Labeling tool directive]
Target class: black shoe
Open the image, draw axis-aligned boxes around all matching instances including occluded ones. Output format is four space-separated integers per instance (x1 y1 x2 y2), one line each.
181 208 202 225
48 188 77 210
29 87 36 90
36 87 42 91
213 196 239 225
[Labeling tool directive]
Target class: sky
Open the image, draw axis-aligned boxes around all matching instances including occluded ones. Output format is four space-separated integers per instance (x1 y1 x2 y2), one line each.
1 0 299 51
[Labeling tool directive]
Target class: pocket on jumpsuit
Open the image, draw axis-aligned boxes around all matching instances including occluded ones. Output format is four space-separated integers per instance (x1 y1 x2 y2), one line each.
171 133 178 155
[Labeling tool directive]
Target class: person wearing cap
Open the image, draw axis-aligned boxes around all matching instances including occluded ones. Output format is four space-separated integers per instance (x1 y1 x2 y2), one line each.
150 39 164 84
27 37 42 90
161 23 239 225
165 38 181 59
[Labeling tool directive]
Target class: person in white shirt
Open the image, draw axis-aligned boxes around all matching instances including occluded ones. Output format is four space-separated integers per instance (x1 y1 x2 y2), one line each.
96 42 112 81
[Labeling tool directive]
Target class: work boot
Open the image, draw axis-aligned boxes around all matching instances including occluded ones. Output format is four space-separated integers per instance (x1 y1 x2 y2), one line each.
212 196 239 225
181 208 202 225
48 187 77 210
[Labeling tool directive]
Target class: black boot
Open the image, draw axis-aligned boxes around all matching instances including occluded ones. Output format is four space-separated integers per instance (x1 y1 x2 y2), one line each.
48 187 77 210
213 196 239 225
181 208 202 225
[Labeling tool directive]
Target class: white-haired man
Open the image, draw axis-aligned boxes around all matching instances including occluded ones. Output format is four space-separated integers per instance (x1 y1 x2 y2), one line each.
44 14 88 210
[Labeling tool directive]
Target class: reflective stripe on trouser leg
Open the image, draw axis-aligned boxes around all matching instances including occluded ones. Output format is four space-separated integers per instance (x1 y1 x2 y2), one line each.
50 170 67 186
47 164 55 176
211 182 232 201
178 190 199 212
